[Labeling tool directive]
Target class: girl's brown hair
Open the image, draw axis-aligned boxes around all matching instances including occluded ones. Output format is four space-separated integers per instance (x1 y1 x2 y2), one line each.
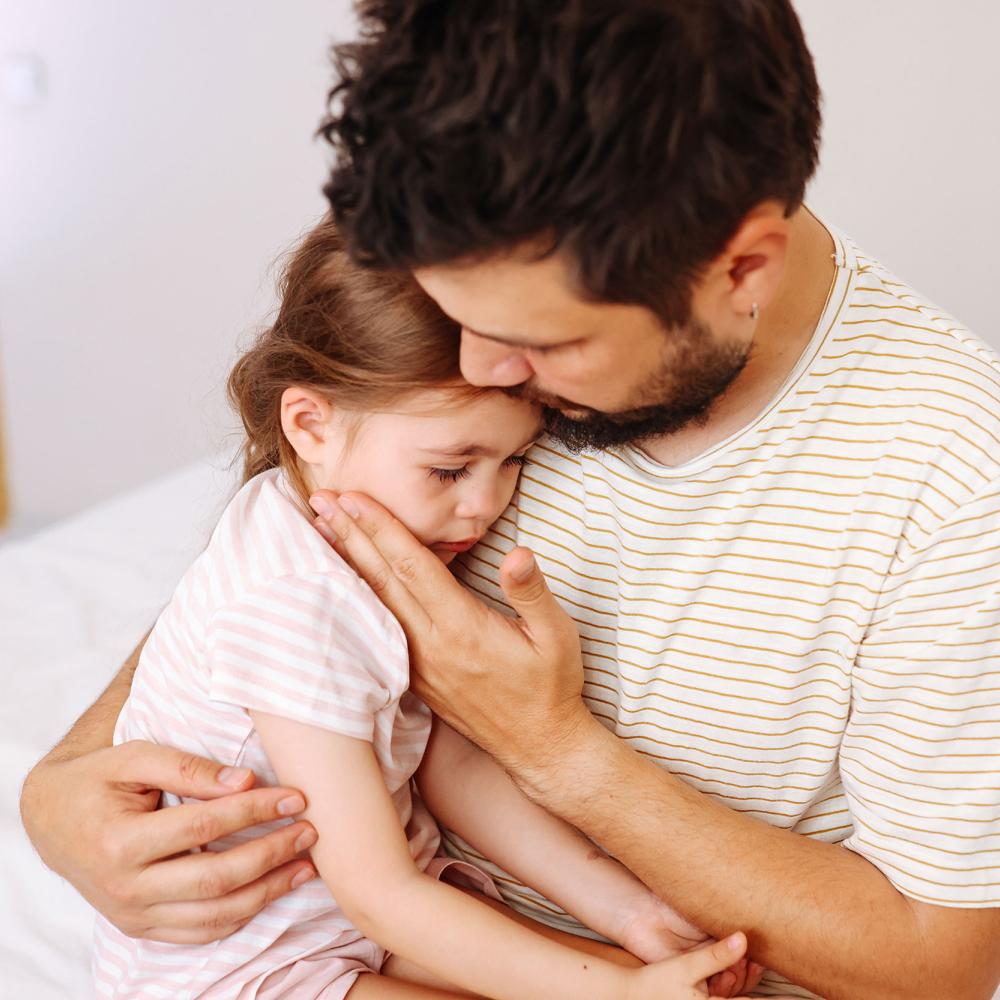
227 215 466 502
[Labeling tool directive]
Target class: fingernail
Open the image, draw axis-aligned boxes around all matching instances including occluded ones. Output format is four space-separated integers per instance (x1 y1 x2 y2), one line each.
314 517 337 542
338 496 360 519
218 766 252 787
294 828 317 852
290 866 315 889
510 553 536 582
309 494 333 518
277 794 305 816
728 932 745 952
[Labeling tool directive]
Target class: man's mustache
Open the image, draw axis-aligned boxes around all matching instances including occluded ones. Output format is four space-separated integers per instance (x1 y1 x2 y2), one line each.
501 381 593 415
503 381 671 427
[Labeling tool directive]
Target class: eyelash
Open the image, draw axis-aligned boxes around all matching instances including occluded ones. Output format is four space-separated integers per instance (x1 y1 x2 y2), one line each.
428 454 528 484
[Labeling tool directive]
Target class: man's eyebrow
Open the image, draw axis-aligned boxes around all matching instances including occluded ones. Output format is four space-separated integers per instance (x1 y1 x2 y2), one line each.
464 327 563 350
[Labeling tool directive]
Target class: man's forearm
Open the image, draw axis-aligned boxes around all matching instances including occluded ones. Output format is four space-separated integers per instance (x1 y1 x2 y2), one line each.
20 631 147 869
513 715 994 1000
38 632 146 764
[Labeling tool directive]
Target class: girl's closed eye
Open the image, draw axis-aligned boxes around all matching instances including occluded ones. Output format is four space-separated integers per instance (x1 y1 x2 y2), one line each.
429 466 472 484
427 453 529 484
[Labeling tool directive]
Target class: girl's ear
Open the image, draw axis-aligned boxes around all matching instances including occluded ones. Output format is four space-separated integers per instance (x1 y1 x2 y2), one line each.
280 386 335 464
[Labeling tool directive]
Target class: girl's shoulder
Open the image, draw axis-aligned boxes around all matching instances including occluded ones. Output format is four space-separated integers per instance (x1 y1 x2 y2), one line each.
203 467 394 622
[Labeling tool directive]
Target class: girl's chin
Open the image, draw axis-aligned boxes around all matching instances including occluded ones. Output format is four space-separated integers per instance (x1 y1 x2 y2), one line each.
431 548 457 566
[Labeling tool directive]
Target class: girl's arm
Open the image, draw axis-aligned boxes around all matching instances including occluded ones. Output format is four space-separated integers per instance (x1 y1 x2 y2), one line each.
251 710 747 1000
416 721 716 964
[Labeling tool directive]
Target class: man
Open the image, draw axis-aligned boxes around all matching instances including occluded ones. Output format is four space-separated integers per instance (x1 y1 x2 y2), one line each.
21 2 1000 997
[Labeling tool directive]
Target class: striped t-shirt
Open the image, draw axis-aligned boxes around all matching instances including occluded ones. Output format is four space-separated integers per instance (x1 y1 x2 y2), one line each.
93 469 440 998
446 225 1000 998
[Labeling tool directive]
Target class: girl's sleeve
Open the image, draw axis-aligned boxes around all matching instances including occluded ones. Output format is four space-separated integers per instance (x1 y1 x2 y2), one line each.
205 570 409 742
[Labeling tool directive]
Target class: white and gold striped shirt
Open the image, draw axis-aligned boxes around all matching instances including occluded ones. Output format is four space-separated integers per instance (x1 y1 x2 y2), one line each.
448 225 1000 998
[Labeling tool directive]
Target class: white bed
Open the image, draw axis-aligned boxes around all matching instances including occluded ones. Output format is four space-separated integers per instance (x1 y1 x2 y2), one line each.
3 456 998 999
0 455 237 999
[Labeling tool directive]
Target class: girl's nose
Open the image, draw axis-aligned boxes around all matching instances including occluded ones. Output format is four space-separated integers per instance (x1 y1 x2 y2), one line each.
454 482 500 522
459 330 534 387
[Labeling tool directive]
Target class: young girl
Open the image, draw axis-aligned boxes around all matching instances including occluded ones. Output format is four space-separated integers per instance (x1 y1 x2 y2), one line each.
92 218 758 999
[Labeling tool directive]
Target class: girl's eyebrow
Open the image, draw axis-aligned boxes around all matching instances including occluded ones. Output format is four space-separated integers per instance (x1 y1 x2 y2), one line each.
419 444 493 458
418 430 541 460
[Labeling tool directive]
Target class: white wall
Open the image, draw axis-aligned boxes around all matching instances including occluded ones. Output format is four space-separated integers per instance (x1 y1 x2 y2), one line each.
799 0 1000 337
1 1 998 530
0 0 353 531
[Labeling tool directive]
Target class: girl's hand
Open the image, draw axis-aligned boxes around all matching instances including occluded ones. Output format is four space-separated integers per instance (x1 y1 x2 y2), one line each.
626 933 760 1000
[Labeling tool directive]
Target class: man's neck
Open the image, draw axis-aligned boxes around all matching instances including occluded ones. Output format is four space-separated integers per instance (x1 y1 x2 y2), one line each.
638 208 836 468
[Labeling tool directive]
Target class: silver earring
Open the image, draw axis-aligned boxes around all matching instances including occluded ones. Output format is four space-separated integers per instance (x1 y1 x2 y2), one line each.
750 302 759 321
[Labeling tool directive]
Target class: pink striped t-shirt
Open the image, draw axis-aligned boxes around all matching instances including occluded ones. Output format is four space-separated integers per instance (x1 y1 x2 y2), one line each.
92 468 440 997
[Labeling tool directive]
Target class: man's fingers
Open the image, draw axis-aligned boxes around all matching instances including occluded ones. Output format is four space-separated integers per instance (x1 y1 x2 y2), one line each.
112 741 257 799
681 932 748 984
127 787 310 864
308 491 434 632
138 859 316 944
138 819 317 901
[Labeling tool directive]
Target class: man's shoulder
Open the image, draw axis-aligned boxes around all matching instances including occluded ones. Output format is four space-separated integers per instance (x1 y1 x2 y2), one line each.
836 243 1000 399
823 243 1000 455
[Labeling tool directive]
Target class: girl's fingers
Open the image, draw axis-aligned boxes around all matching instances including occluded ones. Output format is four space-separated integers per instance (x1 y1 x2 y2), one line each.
707 968 738 997
682 932 748 984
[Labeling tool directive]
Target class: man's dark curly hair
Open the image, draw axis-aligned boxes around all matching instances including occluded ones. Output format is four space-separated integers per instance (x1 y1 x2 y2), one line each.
320 0 821 327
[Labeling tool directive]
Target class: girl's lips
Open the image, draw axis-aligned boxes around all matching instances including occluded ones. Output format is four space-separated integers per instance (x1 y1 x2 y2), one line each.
433 537 481 553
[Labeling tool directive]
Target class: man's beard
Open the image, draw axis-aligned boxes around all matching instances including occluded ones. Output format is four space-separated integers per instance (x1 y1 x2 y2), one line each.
506 318 750 453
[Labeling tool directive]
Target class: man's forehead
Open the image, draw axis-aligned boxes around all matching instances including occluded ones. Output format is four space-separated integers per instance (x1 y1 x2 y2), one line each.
413 255 600 346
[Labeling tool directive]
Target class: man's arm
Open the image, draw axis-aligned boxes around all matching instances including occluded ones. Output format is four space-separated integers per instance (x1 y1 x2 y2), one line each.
20 633 317 943
312 490 1000 1000
518 713 1000 1000
33 635 146 766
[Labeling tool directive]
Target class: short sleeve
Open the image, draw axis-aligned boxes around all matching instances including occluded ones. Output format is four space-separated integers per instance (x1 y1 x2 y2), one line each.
841 480 1000 906
206 570 409 742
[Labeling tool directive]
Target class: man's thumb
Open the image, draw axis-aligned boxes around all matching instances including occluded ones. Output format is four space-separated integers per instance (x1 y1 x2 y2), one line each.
499 547 556 619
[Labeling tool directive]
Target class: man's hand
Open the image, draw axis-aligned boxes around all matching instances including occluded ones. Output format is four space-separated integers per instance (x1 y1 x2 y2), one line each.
20 740 316 943
309 490 600 773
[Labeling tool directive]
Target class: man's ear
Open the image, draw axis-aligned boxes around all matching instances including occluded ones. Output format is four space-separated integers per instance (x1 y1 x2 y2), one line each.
704 200 792 320
280 386 335 465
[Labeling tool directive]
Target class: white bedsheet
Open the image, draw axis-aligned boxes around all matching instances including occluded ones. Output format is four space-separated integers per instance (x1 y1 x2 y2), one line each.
0 455 236 999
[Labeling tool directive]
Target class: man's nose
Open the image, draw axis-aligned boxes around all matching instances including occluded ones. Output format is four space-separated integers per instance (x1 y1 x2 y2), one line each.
459 331 534 387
